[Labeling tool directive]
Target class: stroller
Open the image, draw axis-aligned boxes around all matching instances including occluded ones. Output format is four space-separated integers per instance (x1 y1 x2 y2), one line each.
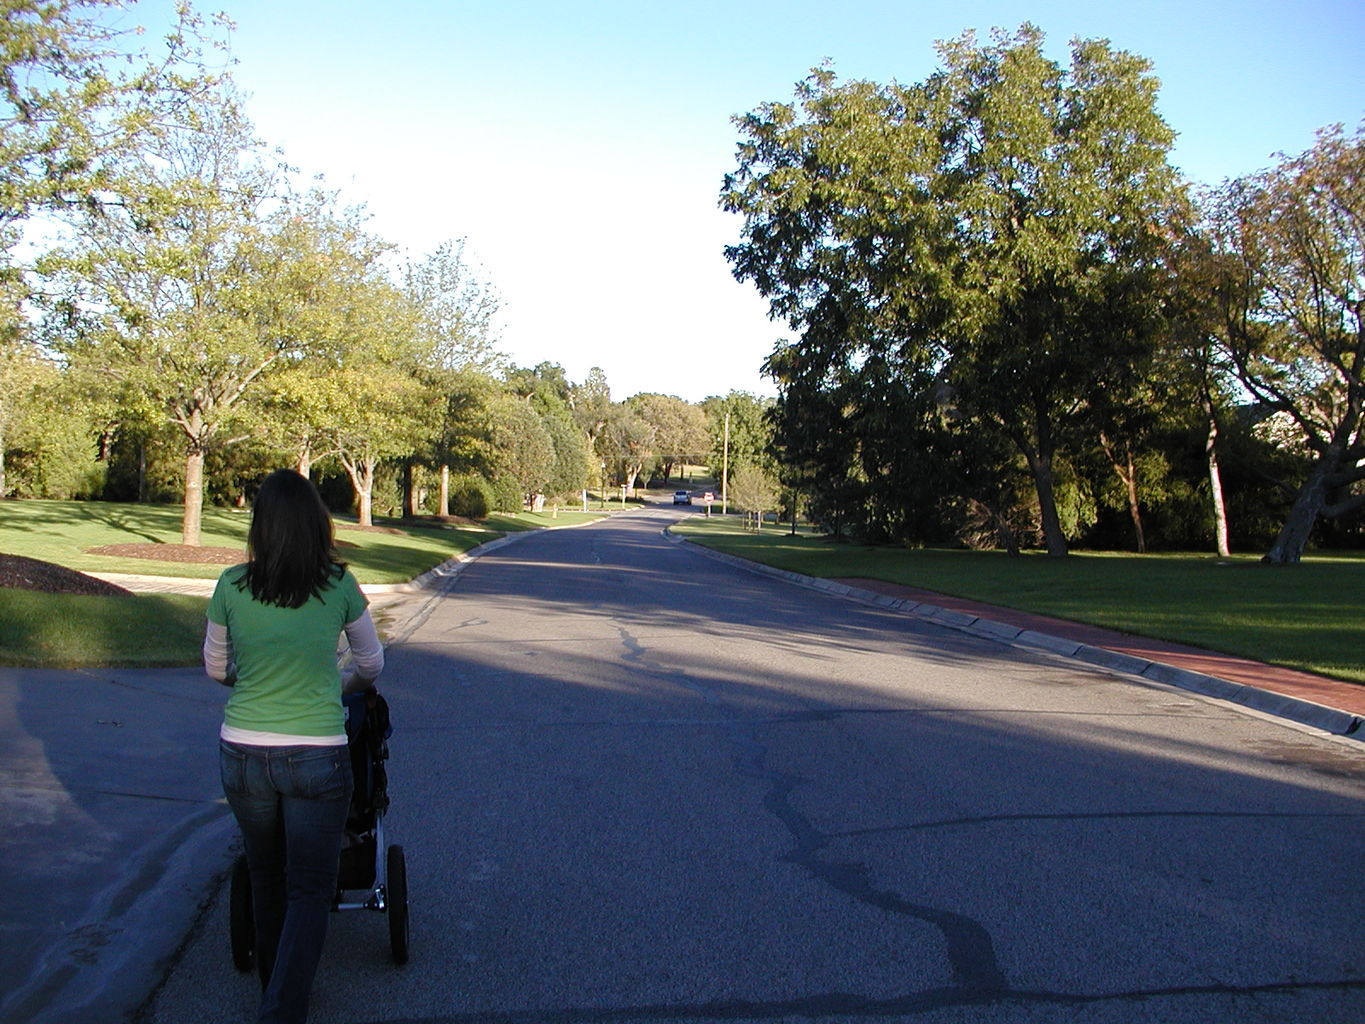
229 688 410 969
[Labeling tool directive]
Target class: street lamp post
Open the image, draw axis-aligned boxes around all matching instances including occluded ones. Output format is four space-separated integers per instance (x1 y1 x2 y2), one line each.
721 411 730 515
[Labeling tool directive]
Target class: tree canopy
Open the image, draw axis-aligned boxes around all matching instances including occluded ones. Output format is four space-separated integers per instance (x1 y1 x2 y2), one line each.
1210 124 1365 564
725 25 1181 555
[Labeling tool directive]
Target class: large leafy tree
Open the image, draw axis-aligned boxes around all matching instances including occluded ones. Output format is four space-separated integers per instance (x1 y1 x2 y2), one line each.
724 26 1180 555
1 0 219 502
700 391 773 476
487 390 554 507
403 239 502 514
327 323 428 528
501 362 594 499
1210 124 1365 564
0 1 219 240
1153 214 1245 557
259 195 428 527
569 366 611 444
626 392 707 481
41 80 296 544
0 324 49 495
597 401 653 496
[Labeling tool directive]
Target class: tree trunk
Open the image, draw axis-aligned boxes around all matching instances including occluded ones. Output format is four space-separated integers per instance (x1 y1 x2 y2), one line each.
1203 394 1230 557
980 500 1021 557
402 460 420 517
182 443 205 546
1117 447 1146 554
439 464 450 516
98 423 116 462
1099 432 1145 554
1263 453 1339 564
341 455 376 527
1016 439 1067 556
296 440 312 479
0 433 6 498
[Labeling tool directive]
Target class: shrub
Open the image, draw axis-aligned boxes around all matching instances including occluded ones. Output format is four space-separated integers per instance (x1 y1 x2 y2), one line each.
448 474 493 519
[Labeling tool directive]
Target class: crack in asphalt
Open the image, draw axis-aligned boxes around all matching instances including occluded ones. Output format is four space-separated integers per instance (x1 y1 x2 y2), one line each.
614 623 1009 999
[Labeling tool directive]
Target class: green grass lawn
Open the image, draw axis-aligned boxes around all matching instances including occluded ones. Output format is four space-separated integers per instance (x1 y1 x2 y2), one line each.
0 497 612 667
0 498 518 582
0 590 208 668
673 517 1365 685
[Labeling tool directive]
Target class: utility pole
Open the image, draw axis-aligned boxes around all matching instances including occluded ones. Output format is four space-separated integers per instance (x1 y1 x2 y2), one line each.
721 411 730 515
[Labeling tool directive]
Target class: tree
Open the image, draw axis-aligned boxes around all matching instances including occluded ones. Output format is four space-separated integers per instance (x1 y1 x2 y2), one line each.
1210 124 1365 564
252 191 406 474
0 328 49 495
539 402 594 499
724 26 1180 555
762 326 870 538
570 366 611 443
262 227 427 528
502 362 594 500
404 240 503 514
329 344 427 528
1158 216 1243 556
0 1 221 237
626 393 707 481
403 238 500 372
41 79 296 544
729 463 780 530
597 402 653 496
487 391 554 508
0 2 224 502
421 366 498 515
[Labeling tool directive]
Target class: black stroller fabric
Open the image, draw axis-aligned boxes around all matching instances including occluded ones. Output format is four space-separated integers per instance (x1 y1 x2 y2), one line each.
339 689 392 889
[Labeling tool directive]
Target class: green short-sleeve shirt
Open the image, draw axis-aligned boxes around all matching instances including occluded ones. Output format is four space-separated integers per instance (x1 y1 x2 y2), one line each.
208 564 368 737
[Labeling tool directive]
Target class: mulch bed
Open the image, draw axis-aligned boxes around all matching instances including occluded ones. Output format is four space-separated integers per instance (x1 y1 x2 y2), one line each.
0 554 133 596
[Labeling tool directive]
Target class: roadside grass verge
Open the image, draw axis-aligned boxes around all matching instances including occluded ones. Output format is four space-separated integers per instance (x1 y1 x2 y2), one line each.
0 498 510 582
0 497 612 667
0 590 207 668
483 509 610 531
673 516 1365 685
2 498 250 577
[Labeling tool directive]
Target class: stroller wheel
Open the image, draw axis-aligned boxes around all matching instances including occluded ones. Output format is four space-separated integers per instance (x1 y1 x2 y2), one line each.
386 844 409 965
229 854 254 972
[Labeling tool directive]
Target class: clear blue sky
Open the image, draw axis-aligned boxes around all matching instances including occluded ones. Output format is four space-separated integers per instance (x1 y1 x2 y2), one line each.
142 0 1364 402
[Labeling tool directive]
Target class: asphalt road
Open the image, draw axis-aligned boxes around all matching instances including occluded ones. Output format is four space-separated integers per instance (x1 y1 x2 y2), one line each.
36 506 1365 1023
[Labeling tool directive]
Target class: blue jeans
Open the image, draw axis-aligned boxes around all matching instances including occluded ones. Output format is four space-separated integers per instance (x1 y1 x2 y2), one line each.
221 740 353 1024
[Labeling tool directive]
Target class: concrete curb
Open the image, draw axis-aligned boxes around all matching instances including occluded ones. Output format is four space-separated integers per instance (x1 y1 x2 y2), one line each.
664 530 1364 741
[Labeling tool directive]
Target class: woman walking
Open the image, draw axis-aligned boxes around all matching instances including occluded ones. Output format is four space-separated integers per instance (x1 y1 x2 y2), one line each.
204 469 385 1023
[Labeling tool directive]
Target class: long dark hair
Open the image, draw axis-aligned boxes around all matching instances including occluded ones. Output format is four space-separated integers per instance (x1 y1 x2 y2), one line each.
240 469 345 608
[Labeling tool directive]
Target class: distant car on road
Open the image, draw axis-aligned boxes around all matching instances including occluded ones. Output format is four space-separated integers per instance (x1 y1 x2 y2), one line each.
673 490 692 505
